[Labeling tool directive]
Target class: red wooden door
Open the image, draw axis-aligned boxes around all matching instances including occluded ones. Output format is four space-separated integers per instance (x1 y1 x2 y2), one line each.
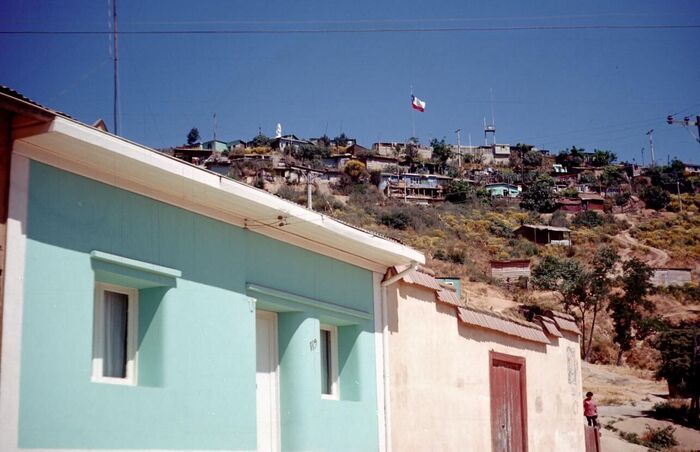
490 352 528 452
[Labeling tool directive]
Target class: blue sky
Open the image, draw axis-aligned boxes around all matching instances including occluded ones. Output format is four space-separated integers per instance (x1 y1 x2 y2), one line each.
1 0 699 163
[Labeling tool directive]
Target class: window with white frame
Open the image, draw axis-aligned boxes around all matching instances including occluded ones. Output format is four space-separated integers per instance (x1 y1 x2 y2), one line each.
320 324 339 399
92 283 138 385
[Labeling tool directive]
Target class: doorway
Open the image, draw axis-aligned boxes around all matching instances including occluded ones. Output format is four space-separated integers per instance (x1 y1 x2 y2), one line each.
256 310 280 452
490 351 528 452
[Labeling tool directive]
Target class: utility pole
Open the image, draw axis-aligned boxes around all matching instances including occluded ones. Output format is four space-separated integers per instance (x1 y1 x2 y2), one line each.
677 180 683 212
305 169 316 210
646 129 655 166
666 114 700 144
112 0 119 135
455 128 461 168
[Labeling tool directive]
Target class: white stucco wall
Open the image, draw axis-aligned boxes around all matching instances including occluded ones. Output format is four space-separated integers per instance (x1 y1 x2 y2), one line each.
387 283 585 452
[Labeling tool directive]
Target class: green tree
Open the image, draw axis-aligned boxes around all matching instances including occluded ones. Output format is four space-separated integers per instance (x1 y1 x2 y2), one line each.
403 140 419 163
531 256 587 310
520 173 557 212
186 127 200 146
295 143 330 161
641 185 671 210
589 149 617 167
608 258 655 365
333 133 349 147
600 165 627 188
560 187 580 198
653 321 700 422
532 248 619 359
251 133 270 148
445 180 487 204
522 149 543 167
430 138 453 167
582 246 619 360
556 146 585 169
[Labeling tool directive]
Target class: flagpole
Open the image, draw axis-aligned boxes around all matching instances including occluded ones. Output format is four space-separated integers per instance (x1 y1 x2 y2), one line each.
411 108 416 140
410 85 416 139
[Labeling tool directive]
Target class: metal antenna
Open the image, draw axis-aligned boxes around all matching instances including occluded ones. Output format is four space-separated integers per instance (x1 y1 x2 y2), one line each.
112 0 119 135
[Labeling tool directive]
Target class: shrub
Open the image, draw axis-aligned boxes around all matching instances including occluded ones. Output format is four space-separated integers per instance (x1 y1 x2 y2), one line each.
488 219 514 238
649 401 692 426
641 185 671 210
619 431 642 445
550 210 569 228
641 425 678 450
572 210 605 228
379 211 410 230
560 187 579 198
433 249 447 261
448 249 465 264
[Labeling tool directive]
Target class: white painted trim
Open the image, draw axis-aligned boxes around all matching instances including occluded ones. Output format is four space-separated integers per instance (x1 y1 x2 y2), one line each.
0 154 29 452
14 120 425 271
381 284 393 452
91 283 139 386
255 310 280 452
13 140 389 273
372 272 387 452
320 324 339 400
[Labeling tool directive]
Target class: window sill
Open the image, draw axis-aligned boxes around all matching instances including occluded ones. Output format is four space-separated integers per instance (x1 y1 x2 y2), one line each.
91 375 136 386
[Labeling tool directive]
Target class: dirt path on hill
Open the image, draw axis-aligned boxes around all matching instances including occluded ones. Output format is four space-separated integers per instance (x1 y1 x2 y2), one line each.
584 362 700 451
614 230 670 267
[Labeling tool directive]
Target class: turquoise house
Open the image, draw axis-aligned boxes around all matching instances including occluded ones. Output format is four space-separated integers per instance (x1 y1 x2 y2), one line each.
201 139 230 152
484 183 520 198
0 88 423 452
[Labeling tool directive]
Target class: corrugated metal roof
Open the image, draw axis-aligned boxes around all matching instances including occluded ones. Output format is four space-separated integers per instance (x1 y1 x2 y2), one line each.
578 193 604 201
519 224 571 233
457 307 550 344
436 288 461 306
547 311 581 335
537 315 564 338
0 85 70 118
394 265 444 291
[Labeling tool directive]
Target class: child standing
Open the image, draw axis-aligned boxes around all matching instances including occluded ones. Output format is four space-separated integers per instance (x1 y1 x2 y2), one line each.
583 391 598 428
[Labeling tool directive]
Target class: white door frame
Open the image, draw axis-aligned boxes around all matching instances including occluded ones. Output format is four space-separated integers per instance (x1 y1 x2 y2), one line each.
256 310 281 452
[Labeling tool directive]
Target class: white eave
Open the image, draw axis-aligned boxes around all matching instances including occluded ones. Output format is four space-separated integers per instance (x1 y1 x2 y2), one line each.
13 116 425 272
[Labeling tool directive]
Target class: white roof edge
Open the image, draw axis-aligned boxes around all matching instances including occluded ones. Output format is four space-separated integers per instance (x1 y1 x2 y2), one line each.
43 117 425 267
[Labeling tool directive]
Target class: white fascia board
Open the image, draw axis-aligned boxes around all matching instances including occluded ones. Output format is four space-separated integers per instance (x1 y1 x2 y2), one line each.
17 117 425 270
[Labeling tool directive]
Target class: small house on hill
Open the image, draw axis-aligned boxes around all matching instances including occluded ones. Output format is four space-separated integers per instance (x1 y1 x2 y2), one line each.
490 259 531 285
651 268 692 287
514 224 571 246
172 145 214 164
555 197 582 213
383 265 585 451
579 192 605 211
484 182 520 198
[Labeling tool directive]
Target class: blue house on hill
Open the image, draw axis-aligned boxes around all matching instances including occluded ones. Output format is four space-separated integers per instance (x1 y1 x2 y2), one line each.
484 183 520 197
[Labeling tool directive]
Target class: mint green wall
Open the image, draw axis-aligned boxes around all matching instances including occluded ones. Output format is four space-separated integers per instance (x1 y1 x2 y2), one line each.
19 162 379 451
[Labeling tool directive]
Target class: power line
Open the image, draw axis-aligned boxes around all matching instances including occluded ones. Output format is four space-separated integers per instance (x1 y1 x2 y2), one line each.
1 24 698 36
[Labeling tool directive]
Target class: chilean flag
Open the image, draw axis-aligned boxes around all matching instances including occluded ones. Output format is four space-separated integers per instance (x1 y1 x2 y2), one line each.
411 95 426 112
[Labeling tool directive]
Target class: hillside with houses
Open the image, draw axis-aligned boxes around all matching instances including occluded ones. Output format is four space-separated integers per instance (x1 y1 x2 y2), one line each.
164 127 700 448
